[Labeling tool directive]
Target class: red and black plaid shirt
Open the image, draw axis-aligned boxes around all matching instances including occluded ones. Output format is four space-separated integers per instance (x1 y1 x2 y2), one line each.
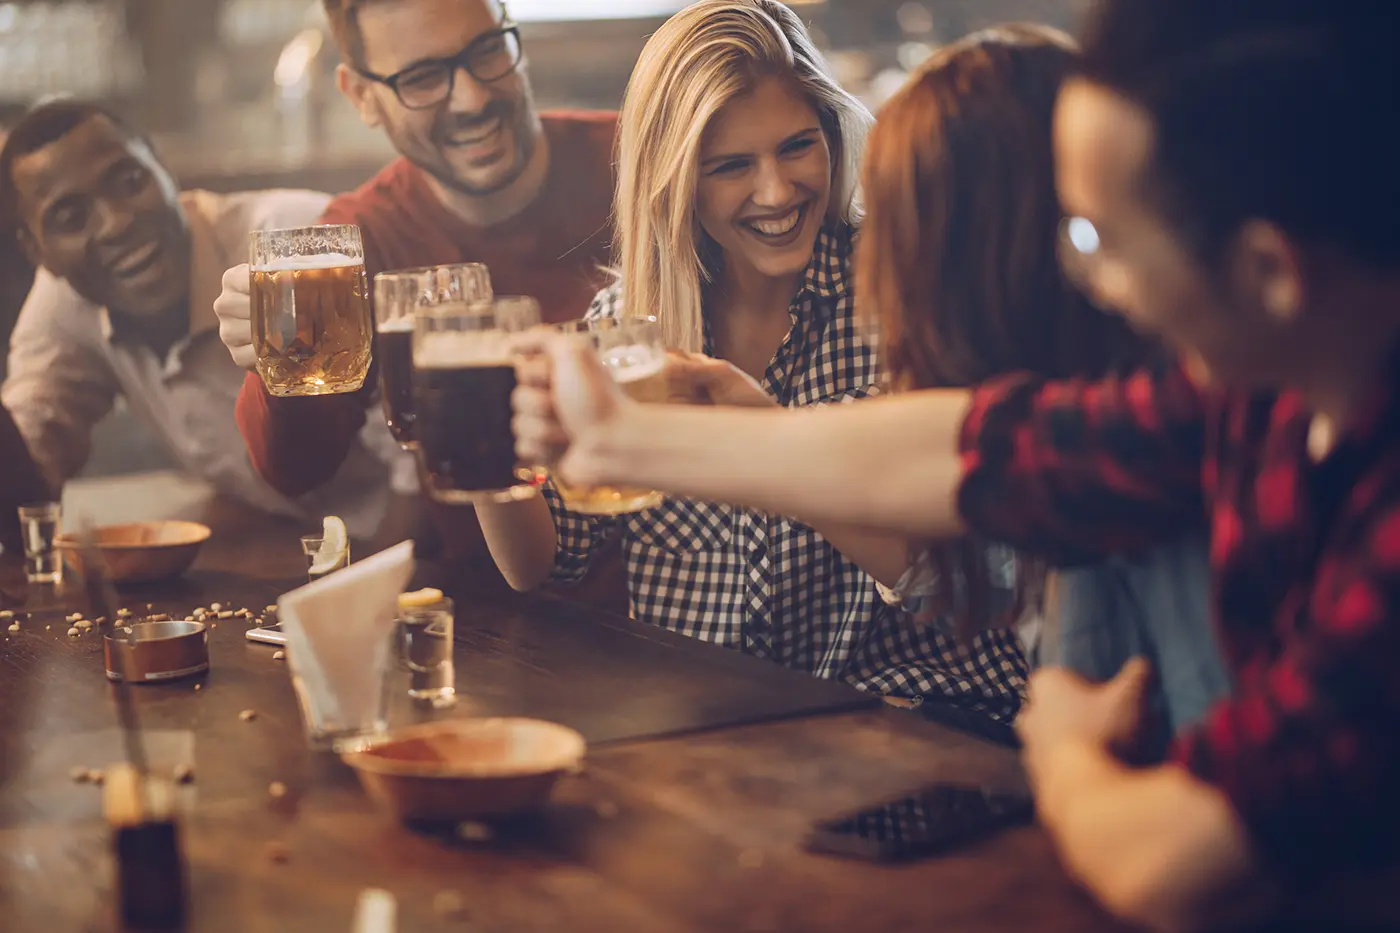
958 353 1400 882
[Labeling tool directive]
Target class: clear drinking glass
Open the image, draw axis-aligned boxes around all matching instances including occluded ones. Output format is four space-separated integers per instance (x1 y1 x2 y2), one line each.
552 318 668 514
301 535 350 582
286 639 391 753
413 296 545 504
249 224 373 397
17 502 62 584
397 598 455 702
373 263 492 450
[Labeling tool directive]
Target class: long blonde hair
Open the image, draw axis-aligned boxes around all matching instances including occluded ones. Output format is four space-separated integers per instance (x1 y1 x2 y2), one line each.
613 0 872 352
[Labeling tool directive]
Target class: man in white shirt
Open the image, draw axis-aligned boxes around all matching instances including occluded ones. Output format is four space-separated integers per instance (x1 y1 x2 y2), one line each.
0 98 405 538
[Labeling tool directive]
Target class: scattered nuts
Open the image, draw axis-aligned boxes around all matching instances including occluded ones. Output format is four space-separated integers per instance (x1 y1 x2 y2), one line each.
66 627 80 637
268 781 288 799
217 611 234 620
173 763 195 784
70 766 90 783
88 769 105 785
117 608 131 617
148 613 171 622
265 605 277 614
455 821 493 843
0 610 12 620
75 620 93 631
7 623 18 633
45 625 50 631
193 683 202 692
238 709 257 722
94 617 106 625
266 841 290 863
272 650 285 661
433 890 469 922
209 603 222 612
66 613 82 623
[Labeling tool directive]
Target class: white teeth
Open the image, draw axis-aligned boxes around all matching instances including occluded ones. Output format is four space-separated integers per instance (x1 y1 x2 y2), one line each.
747 209 801 238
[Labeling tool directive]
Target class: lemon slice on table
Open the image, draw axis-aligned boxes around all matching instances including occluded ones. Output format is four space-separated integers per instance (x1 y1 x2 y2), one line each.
397 588 444 611
309 515 349 577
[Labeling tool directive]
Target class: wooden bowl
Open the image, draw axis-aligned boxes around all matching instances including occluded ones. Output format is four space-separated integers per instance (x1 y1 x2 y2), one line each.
58 521 211 584
342 718 586 823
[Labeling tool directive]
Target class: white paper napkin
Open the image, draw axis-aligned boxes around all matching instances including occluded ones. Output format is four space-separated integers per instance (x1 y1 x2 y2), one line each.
277 541 416 735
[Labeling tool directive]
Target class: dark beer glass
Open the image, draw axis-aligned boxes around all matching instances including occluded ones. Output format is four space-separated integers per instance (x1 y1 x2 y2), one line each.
414 297 543 504
374 263 491 450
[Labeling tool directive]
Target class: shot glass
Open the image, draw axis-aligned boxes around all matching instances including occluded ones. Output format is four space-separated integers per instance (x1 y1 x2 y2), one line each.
301 535 350 582
285 635 392 753
17 502 62 584
396 598 455 703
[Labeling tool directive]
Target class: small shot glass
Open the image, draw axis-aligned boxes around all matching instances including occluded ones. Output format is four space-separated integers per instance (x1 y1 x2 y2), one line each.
301 535 350 583
17 502 62 584
397 598 455 704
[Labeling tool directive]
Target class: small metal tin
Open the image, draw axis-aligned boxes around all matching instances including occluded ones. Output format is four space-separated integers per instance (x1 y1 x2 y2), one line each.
104 621 209 683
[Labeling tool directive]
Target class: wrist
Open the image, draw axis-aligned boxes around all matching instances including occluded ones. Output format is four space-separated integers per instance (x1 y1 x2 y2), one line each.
571 399 653 486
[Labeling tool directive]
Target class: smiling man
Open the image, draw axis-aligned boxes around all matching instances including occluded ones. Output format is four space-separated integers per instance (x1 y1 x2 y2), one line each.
0 99 403 537
215 0 619 605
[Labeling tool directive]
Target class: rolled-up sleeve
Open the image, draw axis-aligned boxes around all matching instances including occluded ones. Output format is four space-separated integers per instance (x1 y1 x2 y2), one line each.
539 481 618 585
2 281 118 486
957 362 1209 566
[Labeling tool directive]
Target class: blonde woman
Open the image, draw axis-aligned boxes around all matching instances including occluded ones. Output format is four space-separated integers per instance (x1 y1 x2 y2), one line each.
477 0 1026 722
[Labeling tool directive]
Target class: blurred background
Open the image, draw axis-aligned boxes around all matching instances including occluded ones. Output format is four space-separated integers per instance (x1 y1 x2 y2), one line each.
0 0 1080 480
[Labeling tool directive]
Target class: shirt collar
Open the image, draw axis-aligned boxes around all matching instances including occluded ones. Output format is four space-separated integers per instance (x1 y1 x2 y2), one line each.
101 190 226 349
801 219 854 303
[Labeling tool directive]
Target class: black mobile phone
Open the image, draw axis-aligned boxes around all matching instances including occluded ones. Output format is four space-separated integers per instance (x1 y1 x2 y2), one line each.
803 783 1034 862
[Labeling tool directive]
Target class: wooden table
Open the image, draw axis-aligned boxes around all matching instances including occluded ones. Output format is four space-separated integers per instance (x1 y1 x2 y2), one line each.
0 498 1127 933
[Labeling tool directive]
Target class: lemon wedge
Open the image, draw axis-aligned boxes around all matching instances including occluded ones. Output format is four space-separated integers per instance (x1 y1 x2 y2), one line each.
397 588 444 611
309 515 349 577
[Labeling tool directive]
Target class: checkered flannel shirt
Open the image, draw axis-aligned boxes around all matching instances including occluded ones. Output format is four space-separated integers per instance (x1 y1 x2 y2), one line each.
540 222 1027 721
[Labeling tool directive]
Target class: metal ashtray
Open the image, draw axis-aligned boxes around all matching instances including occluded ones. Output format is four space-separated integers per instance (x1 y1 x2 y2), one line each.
104 620 209 683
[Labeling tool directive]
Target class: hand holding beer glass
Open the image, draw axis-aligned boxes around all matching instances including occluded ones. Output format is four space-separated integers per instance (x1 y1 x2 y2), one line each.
551 318 670 514
374 263 492 450
249 225 373 396
414 297 545 504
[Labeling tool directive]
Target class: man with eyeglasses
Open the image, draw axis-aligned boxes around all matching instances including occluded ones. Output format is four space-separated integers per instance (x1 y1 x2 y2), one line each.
213 0 620 607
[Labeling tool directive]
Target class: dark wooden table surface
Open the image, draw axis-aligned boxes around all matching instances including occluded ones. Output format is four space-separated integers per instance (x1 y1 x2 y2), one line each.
0 496 1131 933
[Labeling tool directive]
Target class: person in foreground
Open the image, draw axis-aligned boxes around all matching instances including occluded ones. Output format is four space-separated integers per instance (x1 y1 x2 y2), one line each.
0 403 52 553
514 0 1400 928
482 0 1027 720
0 99 398 538
213 0 621 605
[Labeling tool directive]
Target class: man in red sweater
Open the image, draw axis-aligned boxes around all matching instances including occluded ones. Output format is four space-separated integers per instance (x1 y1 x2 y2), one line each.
214 0 621 606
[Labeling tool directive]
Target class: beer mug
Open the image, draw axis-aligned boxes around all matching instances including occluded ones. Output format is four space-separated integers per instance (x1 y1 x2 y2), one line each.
249 225 374 397
374 263 492 450
413 297 545 504
552 318 668 515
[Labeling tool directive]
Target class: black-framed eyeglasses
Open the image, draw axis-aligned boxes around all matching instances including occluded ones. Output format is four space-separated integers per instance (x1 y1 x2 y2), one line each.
355 23 523 110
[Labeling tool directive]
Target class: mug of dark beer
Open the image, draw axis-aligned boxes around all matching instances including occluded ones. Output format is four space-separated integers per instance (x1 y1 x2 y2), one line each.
249 225 373 397
552 318 668 515
413 297 544 504
374 263 492 450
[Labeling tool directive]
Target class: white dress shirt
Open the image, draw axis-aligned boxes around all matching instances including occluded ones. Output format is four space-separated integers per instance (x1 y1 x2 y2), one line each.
3 188 410 539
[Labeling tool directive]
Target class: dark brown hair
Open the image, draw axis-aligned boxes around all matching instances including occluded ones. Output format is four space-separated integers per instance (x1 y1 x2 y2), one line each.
1079 0 1399 267
323 0 505 69
857 24 1155 635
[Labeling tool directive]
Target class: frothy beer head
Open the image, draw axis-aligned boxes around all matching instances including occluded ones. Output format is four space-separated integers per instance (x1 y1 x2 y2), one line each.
250 251 361 273
413 326 516 370
601 344 666 384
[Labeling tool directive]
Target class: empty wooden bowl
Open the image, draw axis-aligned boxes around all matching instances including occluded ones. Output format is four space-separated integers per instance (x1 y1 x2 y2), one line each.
342 718 586 823
58 521 211 584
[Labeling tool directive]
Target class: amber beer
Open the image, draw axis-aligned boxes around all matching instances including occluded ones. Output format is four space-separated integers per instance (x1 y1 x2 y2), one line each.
553 347 669 514
413 298 542 504
553 318 668 515
249 225 373 397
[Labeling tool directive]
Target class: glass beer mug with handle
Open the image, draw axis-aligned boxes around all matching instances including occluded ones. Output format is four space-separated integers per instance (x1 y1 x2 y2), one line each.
374 263 492 450
552 317 668 515
413 297 545 504
249 224 374 397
